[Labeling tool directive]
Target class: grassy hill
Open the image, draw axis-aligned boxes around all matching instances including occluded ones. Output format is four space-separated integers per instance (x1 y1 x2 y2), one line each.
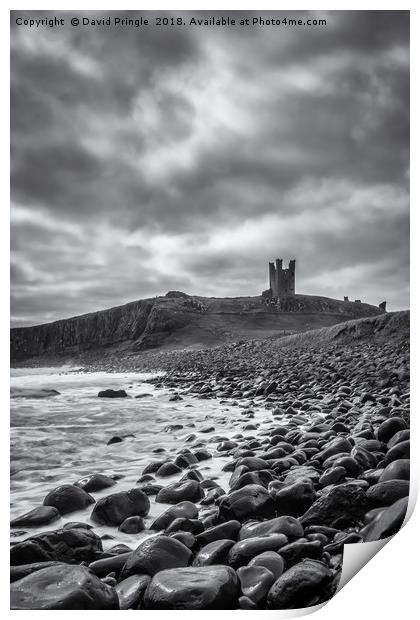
10 291 385 362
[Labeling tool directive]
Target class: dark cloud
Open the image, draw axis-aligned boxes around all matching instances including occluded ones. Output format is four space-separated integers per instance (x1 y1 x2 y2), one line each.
10 10 409 325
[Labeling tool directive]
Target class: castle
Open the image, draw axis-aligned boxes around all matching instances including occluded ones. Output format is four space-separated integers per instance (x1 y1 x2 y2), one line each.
262 258 296 304
262 257 386 312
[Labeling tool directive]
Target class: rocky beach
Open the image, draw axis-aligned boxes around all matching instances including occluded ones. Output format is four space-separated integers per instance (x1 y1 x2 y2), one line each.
10 310 410 610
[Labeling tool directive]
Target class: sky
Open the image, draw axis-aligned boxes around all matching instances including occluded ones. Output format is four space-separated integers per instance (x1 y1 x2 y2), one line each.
10 10 409 327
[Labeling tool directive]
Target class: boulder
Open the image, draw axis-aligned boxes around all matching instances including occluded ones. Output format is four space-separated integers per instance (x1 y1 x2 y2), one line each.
10 561 64 583
149 501 198 531
165 517 204 535
383 440 410 465
121 535 191 578
249 551 284 579
10 564 118 609
379 459 410 482
91 488 150 526
11 506 60 528
115 574 151 610
267 559 334 609
156 462 182 477
376 417 407 443
362 497 408 541
196 520 241 546
227 534 288 569
239 516 303 541
74 473 116 493
43 485 94 515
10 527 102 566
156 480 204 504
118 516 145 534
300 484 368 528
143 566 239 609
98 389 128 398
366 480 409 508
237 565 275 603
89 552 132 577
218 484 274 521
192 539 235 566
279 540 323 569
270 479 316 516
318 437 352 462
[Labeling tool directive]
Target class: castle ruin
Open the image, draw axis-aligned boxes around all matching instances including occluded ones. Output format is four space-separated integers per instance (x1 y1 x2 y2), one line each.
261 257 386 314
262 258 296 306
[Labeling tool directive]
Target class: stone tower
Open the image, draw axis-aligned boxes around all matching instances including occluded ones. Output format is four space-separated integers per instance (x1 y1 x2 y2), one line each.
263 258 296 301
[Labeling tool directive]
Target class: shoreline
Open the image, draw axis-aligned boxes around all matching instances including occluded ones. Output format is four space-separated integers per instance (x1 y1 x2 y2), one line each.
10 311 410 610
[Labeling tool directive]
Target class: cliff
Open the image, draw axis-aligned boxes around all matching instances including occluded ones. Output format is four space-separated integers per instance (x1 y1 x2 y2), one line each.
10 292 385 362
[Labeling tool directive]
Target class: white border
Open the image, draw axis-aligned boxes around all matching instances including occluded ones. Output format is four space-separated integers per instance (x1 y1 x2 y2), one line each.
2 3 417 619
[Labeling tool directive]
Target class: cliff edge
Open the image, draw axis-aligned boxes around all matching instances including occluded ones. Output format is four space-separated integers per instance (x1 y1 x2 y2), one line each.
11 292 385 362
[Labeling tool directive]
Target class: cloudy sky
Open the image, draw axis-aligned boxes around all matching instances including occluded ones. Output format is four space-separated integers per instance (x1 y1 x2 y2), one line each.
11 10 409 327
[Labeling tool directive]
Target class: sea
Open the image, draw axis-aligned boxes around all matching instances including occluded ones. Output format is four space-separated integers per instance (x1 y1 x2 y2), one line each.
10 366 271 549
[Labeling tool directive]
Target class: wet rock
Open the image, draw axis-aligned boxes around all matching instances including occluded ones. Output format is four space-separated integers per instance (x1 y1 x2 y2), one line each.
118 516 145 534
361 497 408 541
238 595 258 609
279 540 323 569
193 539 235 566
164 423 184 432
388 429 410 448
156 480 204 504
62 521 92 530
10 561 64 583
144 565 239 609
115 574 151 610
142 461 165 475
239 516 303 541
230 470 273 491
121 535 192 578
170 531 196 549
249 551 284 579
267 559 334 609
376 417 407 443
43 485 94 515
227 534 288 569
194 449 212 461
91 488 150 526
318 437 352 462
218 484 275 521
165 517 204 535
174 452 199 468
138 483 163 496
300 484 368 528
319 466 347 487
11 506 60 528
75 473 116 493
237 564 275 602
89 552 132 577
10 564 118 609
379 459 410 482
149 501 198 530
333 456 361 477
156 462 182 477
196 520 241 546
270 479 316 516
217 440 238 452
351 445 377 470
107 436 123 445
98 389 128 398
10 527 102 566
282 466 320 485
383 440 410 465
366 480 410 507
